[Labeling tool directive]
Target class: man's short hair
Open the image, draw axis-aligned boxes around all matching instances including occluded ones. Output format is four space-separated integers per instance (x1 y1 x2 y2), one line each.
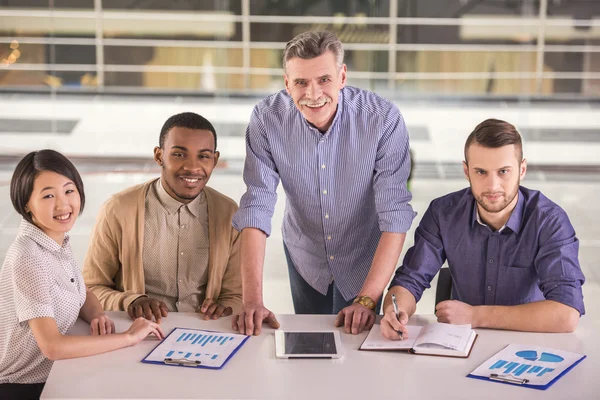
283 31 344 72
10 149 85 225
159 112 217 150
464 118 523 163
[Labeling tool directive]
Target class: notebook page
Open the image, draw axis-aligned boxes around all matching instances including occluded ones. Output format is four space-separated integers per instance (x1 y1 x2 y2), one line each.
360 325 423 350
414 324 472 351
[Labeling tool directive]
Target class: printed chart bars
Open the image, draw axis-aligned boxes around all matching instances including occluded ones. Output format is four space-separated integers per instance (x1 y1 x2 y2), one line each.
176 333 235 346
490 359 555 377
165 350 220 360
164 331 240 363
144 328 248 369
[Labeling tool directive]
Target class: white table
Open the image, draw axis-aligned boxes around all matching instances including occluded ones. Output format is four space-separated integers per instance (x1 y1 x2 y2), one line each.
42 312 599 399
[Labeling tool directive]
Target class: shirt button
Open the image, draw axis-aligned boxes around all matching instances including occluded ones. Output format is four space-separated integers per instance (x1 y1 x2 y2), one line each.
321 164 326 169
487 285 492 291
180 252 184 256
181 224 185 229
489 259 494 263
323 190 327 194
176 301 181 306
179 279 183 283
325 214 329 219
330 256 334 260
327 235 332 240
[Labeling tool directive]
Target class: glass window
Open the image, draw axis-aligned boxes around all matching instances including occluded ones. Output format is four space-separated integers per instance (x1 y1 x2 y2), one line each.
397 50 537 73
0 70 96 89
102 0 241 13
250 0 390 18
104 71 247 91
252 23 389 44
103 22 242 42
397 0 540 18
394 78 538 96
105 46 242 68
397 24 539 45
0 1 94 8
250 48 283 70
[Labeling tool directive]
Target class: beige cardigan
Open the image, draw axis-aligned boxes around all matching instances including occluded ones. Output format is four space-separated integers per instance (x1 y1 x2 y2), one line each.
82 179 242 314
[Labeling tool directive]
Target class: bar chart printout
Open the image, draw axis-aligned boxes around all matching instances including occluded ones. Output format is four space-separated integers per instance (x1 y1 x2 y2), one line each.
468 344 585 389
143 328 249 369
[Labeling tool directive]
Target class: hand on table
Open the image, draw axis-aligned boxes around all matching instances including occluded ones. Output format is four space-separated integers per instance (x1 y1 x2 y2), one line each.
89 313 116 335
125 317 165 344
334 303 376 335
198 298 233 320
435 300 476 325
127 297 169 323
232 302 280 336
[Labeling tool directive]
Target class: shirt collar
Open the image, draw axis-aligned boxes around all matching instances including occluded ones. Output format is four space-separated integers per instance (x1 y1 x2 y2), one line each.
471 188 524 234
19 219 69 252
156 178 205 217
504 188 525 234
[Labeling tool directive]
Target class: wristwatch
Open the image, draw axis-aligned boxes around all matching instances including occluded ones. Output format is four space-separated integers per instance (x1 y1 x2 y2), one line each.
353 295 376 310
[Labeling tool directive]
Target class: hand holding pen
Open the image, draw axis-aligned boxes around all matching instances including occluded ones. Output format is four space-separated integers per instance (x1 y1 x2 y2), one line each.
380 293 409 341
391 294 404 340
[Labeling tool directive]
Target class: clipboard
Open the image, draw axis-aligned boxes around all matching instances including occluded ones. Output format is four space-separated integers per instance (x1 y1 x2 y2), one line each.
467 344 586 390
141 327 250 370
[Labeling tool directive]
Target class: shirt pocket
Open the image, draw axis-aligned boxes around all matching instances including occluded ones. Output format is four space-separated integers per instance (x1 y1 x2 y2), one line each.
498 264 541 305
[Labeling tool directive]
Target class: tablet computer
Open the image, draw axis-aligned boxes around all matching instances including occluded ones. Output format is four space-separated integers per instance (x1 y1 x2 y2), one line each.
274 330 344 359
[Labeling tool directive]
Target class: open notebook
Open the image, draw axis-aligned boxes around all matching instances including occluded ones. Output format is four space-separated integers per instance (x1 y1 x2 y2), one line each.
360 323 477 358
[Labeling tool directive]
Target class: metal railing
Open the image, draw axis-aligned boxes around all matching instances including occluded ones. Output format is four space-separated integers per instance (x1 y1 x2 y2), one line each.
1 0 598 98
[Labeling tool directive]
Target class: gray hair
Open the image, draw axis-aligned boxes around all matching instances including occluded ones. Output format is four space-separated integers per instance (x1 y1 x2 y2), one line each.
283 31 344 72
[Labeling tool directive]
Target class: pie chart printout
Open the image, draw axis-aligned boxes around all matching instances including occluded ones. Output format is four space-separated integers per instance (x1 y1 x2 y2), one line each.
515 350 564 363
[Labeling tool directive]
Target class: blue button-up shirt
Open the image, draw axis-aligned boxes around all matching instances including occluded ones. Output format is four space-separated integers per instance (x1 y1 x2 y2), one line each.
233 86 416 300
390 186 585 315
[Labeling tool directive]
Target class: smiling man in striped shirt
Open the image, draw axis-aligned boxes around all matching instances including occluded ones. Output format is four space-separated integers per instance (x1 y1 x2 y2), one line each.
232 31 416 336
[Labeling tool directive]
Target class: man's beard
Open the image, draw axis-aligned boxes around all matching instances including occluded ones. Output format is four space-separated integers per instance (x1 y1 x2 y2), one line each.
473 179 520 214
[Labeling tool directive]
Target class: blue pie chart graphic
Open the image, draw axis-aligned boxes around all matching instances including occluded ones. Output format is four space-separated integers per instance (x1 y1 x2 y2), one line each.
515 350 564 363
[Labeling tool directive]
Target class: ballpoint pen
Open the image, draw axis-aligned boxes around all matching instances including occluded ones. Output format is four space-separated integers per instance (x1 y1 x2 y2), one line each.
391 293 404 340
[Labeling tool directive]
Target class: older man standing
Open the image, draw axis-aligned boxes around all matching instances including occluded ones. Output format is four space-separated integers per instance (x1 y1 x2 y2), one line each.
232 31 415 336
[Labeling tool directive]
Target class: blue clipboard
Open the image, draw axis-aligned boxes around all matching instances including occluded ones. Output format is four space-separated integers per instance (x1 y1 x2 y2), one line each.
141 327 250 370
467 345 586 390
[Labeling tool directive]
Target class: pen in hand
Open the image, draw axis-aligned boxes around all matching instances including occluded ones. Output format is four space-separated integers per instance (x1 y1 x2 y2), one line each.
391 293 404 340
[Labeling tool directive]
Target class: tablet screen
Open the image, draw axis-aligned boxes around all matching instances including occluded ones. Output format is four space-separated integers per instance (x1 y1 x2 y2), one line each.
284 332 337 355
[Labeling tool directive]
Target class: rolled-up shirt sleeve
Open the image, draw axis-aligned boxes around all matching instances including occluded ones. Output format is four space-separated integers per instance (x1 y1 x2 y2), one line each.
535 210 585 315
232 106 281 237
389 202 447 302
373 107 416 233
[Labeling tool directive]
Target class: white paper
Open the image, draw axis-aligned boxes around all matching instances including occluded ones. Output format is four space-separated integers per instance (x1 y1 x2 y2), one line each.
469 343 585 386
360 325 423 350
144 328 247 369
414 323 472 351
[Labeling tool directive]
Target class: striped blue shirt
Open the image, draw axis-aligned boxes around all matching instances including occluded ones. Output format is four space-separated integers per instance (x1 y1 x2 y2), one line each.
232 86 416 301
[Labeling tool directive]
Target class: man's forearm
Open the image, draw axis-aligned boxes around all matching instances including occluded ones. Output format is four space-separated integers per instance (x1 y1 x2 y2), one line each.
383 286 417 317
358 232 407 302
474 300 580 333
240 228 267 304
